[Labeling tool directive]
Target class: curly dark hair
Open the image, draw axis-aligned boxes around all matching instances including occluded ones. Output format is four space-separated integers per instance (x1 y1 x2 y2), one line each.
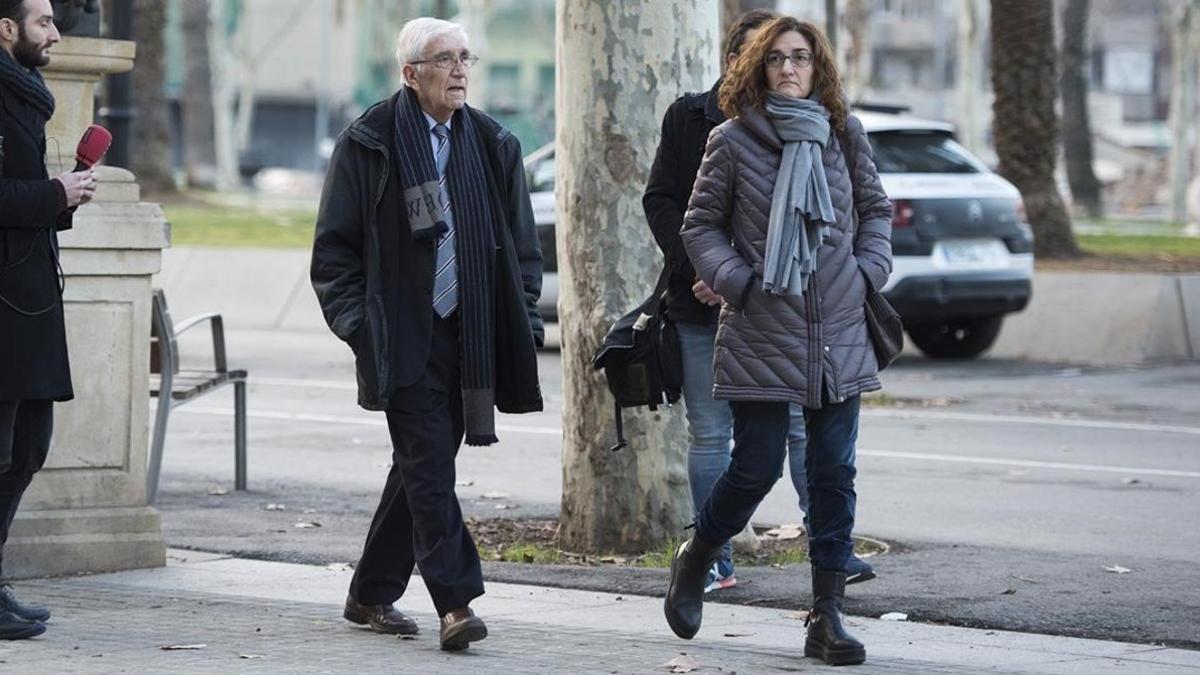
718 16 848 133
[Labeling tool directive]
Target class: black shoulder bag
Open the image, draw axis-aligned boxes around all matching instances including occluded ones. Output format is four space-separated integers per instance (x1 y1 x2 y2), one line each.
591 267 683 451
840 122 904 370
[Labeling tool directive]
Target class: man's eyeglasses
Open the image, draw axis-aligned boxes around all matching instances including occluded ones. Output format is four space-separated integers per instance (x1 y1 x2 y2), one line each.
764 51 812 70
410 53 481 70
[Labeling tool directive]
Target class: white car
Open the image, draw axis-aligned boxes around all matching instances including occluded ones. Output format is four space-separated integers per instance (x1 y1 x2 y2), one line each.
858 108 1033 358
524 107 1033 359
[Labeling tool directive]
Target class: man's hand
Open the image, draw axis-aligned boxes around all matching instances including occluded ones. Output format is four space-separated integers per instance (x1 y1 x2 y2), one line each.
56 170 97 207
692 279 723 306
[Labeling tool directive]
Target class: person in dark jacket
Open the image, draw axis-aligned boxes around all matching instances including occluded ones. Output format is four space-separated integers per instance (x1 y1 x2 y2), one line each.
644 8 873 594
663 17 892 666
0 0 96 641
311 17 543 652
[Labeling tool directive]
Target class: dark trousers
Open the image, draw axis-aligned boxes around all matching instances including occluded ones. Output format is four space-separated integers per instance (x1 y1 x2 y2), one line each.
695 395 860 572
0 400 53 580
348 314 484 616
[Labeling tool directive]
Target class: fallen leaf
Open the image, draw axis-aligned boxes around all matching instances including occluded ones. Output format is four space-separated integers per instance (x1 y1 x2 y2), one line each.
480 491 511 500
1105 565 1132 574
662 654 699 673
762 523 804 540
1000 588 1017 595
723 632 752 638
159 644 206 651
880 612 908 622
294 521 322 529
265 503 286 511
207 487 228 496
238 654 264 660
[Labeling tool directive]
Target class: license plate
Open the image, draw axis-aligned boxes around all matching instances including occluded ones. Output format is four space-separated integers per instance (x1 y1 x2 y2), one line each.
938 239 1006 266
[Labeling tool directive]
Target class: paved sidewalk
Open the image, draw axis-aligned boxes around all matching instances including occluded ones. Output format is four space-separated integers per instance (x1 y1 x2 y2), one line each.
2 552 1196 674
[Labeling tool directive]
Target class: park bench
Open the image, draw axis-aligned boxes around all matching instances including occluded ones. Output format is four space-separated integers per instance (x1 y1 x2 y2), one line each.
147 289 247 503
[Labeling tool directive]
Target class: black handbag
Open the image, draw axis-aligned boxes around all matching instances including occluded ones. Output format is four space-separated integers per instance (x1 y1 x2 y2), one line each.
864 287 904 370
591 268 683 451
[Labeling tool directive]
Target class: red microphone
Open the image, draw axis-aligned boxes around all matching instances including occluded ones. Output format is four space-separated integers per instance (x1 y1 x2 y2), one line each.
74 124 113 172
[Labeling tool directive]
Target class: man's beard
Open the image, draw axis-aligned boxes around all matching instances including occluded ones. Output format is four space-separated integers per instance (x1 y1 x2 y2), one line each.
13 25 50 69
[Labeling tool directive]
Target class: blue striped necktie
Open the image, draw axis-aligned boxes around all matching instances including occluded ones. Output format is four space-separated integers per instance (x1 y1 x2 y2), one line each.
431 123 458 318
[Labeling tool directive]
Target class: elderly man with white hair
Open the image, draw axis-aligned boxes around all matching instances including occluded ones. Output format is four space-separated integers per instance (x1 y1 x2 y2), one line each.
311 16 544 651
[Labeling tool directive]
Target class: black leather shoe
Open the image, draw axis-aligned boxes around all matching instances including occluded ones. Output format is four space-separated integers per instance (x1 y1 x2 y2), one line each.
0 609 45 640
439 607 487 651
343 596 419 635
804 567 866 665
0 584 50 623
663 536 721 639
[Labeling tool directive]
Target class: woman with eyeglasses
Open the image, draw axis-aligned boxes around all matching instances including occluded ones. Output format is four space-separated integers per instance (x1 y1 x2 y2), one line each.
662 16 893 666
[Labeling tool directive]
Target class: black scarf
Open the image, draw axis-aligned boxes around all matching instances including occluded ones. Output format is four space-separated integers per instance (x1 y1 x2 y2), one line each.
393 88 499 446
0 48 54 124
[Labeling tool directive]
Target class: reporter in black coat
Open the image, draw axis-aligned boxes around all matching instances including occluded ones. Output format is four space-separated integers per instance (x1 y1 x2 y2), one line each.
0 0 96 639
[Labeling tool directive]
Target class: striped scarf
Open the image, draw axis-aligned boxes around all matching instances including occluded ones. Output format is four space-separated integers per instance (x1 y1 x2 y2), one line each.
393 87 499 446
0 48 55 124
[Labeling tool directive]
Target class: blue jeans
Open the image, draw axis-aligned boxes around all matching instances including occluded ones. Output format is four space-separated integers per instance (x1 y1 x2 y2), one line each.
695 395 860 573
677 322 809 576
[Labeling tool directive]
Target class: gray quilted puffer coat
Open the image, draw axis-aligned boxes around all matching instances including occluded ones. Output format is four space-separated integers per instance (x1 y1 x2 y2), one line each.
681 108 893 408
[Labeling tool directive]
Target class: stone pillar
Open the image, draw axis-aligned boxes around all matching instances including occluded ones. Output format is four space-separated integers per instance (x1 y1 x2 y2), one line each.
5 37 168 578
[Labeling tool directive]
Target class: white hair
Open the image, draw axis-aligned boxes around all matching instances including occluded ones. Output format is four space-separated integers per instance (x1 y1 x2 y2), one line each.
395 17 469 74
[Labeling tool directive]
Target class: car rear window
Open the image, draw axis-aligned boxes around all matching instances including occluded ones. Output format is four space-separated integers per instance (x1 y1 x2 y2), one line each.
868 131 982 174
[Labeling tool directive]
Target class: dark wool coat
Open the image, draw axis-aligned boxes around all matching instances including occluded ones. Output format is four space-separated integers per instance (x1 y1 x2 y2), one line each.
311 91 544 413
0 77 72 402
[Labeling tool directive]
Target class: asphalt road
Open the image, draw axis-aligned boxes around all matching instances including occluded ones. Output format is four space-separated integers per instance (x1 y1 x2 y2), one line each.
155 327 1200 649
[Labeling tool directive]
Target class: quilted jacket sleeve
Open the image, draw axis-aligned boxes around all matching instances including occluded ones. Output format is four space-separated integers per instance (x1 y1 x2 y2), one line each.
681 126 755 309
845 115 893 292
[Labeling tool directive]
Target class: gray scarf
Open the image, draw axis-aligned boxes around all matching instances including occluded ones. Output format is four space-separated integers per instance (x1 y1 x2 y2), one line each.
761 93 834 297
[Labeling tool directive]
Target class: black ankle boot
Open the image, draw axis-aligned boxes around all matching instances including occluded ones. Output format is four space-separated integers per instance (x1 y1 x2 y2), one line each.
663 536 721 639
805 567 866 665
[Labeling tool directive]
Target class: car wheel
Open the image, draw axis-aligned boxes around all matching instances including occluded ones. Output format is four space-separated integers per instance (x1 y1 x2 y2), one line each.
906 316 1004 359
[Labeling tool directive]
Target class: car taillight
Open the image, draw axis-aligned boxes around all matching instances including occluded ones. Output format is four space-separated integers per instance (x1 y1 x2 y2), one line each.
892 199 914 229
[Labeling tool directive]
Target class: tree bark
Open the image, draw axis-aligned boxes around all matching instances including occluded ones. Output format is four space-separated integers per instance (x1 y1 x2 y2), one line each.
955 0 986 156
182 0 217 187
990 0 1079 258
208 0 240 191
127 0 174 193
556 0 718 553
1060 0 1103 218
1167 0 1200 225
842 0 871 101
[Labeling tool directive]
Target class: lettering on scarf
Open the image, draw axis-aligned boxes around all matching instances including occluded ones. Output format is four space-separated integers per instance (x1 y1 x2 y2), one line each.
404 179 443 237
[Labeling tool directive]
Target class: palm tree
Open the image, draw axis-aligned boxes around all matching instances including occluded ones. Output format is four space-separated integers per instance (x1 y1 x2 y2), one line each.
990 0 1080 258
1060 0 1103 218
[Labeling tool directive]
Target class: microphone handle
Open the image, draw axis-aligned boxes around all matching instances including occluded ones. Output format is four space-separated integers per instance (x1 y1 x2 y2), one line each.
73 161 90 172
